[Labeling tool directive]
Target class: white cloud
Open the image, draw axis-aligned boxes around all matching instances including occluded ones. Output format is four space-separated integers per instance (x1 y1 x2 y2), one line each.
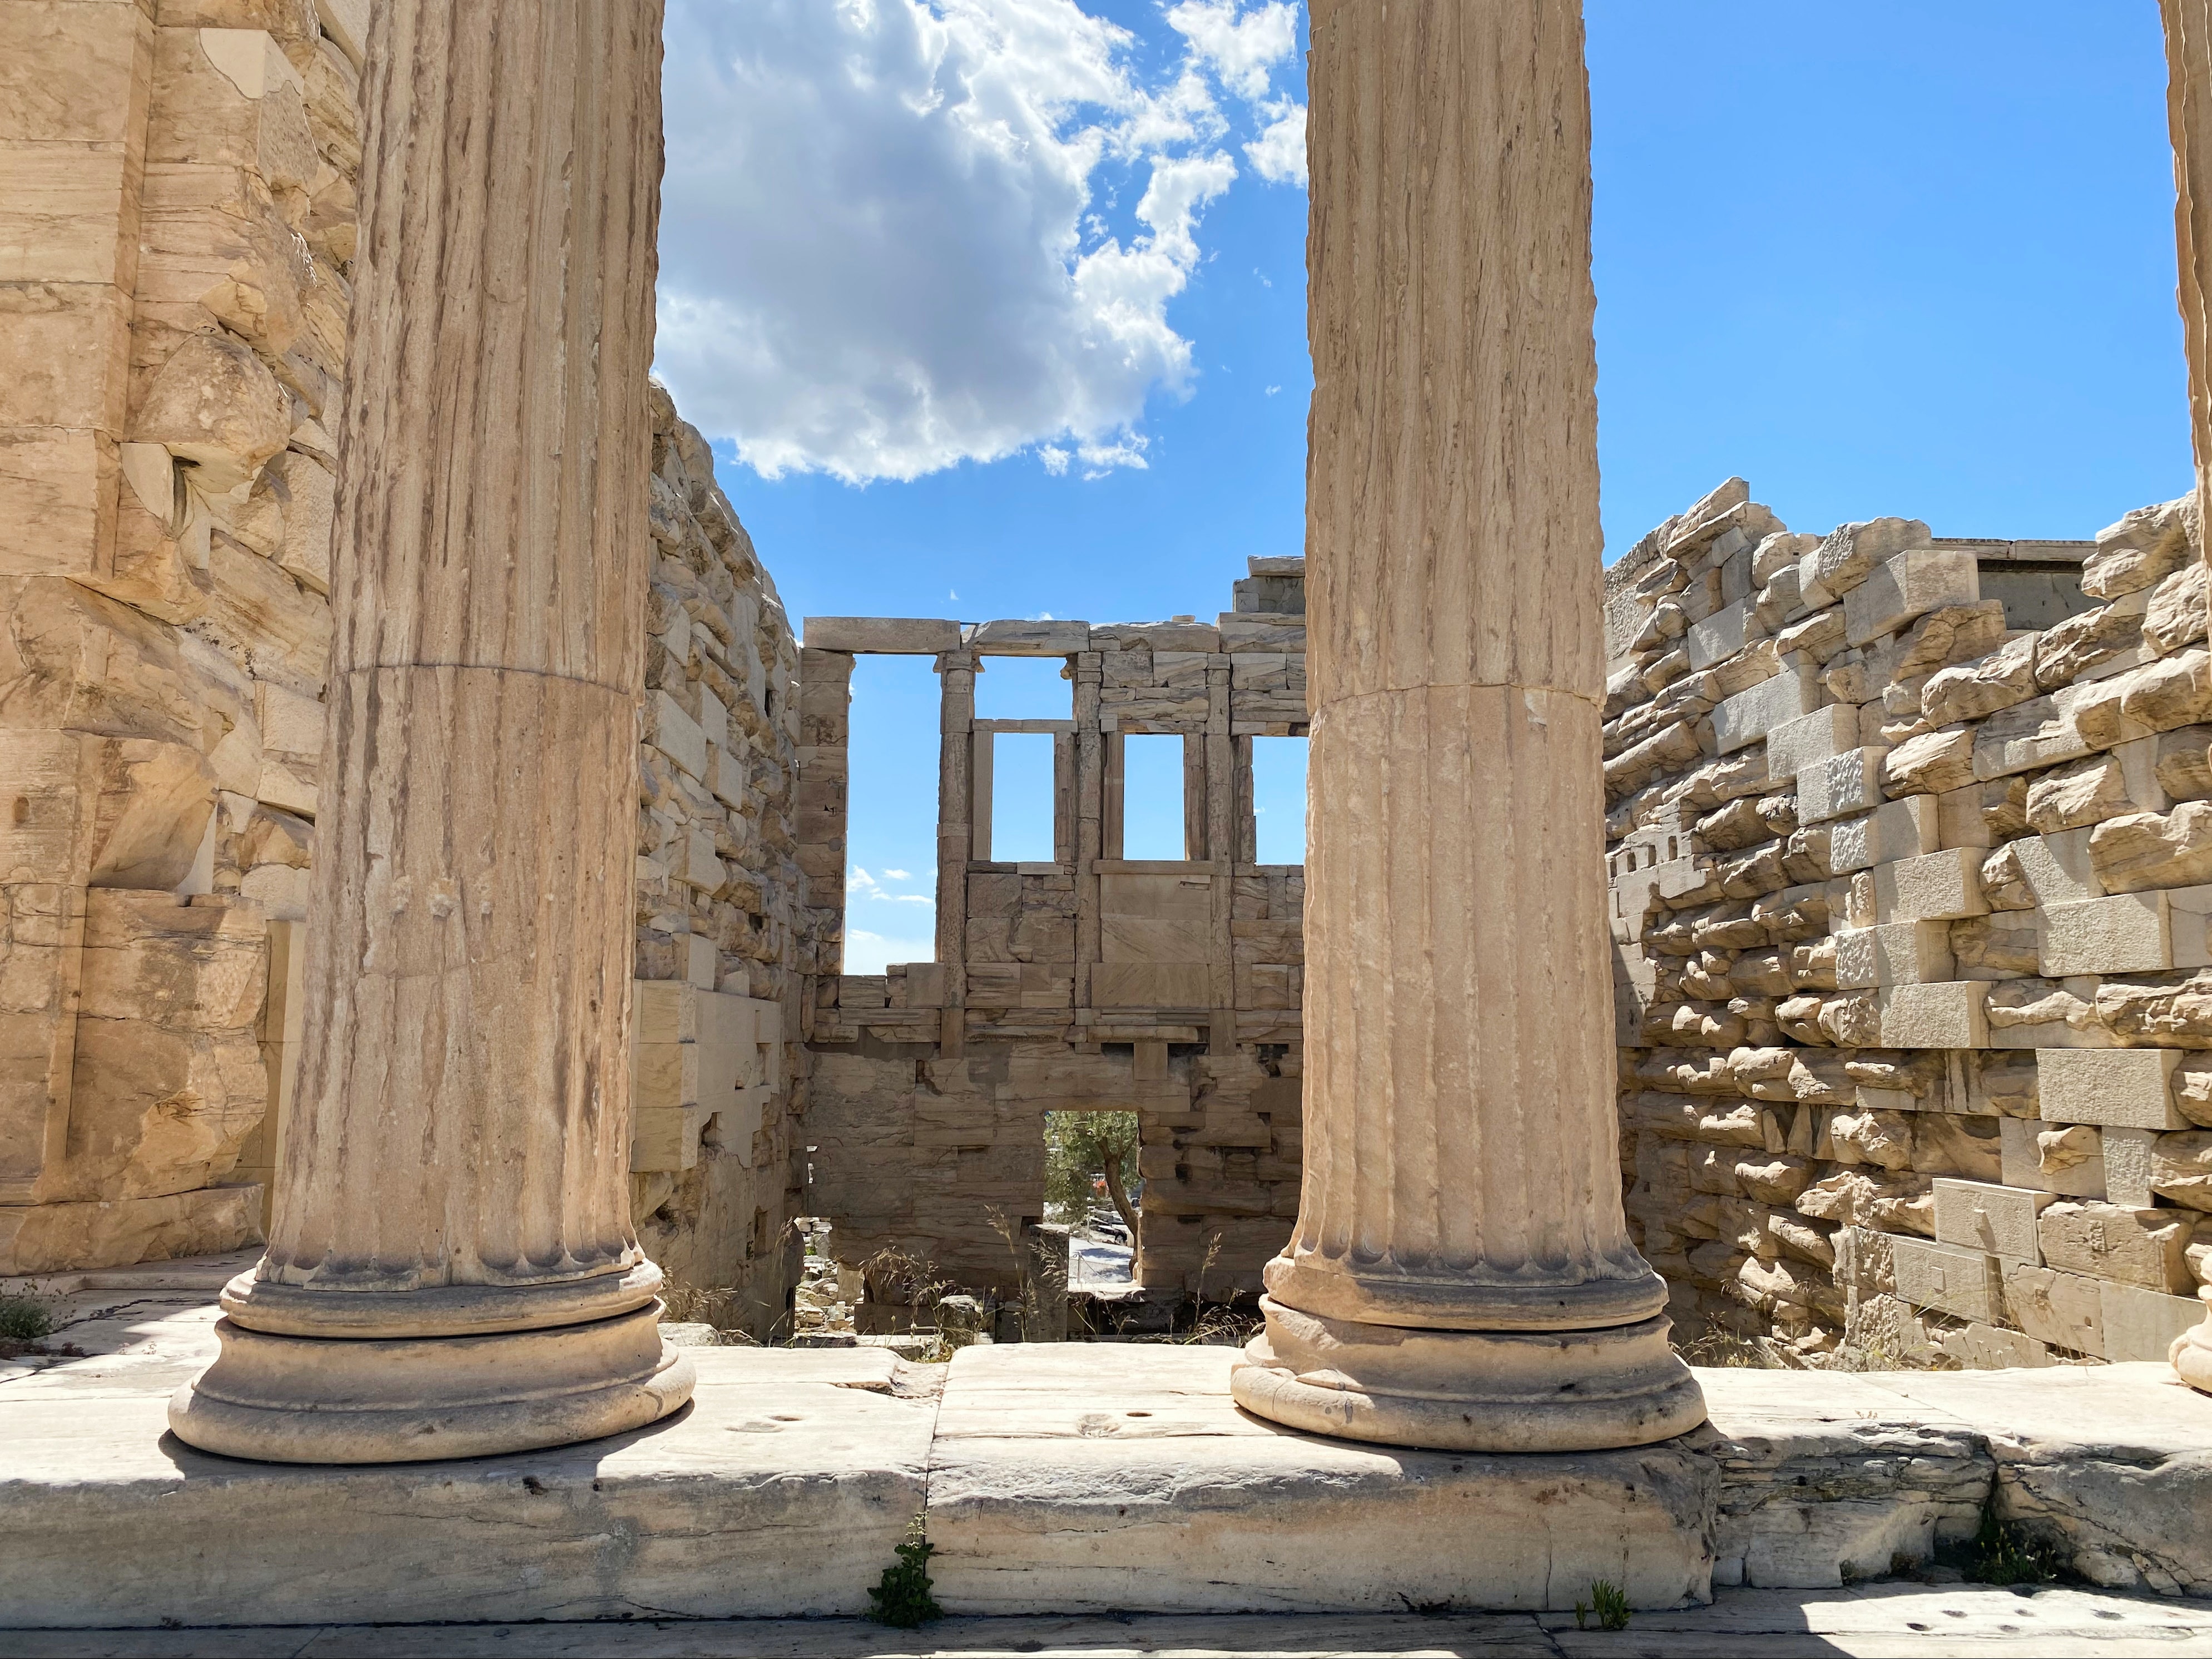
1165 0 1297 101
850 866 935 905
1244 96 1306 186
656 0 1289 486
846 929 939 975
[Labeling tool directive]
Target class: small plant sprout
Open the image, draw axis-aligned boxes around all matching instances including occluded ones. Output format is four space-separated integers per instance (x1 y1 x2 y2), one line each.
866 1514 943 1628
1573 1579 1630 1632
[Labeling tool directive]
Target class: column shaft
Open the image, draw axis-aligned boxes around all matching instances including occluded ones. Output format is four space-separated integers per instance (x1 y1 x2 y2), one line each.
170 0 691 1462
1229 0 1703 1452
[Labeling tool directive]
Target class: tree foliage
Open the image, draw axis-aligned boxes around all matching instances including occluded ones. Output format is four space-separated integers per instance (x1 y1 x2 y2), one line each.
1044 1109 1140 1239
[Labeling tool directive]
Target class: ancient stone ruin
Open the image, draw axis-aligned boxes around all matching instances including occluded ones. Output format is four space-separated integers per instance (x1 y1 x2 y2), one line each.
13 0 2212 1636
1606 484 2212 1372
800 575 1308 1310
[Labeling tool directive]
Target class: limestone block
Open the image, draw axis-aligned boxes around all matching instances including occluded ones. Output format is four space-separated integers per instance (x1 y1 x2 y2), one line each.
1921 635 2040 727
1835 922 1952 989
0 1348 930 1622
1804 518 1930 601
2038 1201 2193 1293
130 332 289 495
1974 692 2092 783
1765 705 1858 784
2026 755 2135 835
1829 796 1938 875
257 448 332 592
0 1183 261 1276
2112 648 2212 740
2099 1282 2205 1363
2149 1130 2212 1211
801 617 961 654
1939 1323 2054 1368
1881 724 1976 796
648 689 706 780
1933 1178 2056 1264
1871 847 1987 923
969 619 1090 656
1687 597 1750 670
2157 727 2212 801
2040 1048 2186 1131
1879 981 1987 1049
929 1348 1715 1613
2085 500 2194 599
2001 1115 2106 1199
2065 672 2154 755
2002 1262 2106 1356
1889 1235 2003 1323
2007 828 2101 907
2102 1127 2159 1209
65 892 269 1203
2091 801 2212 894
2145 563 2211 656
2040 894 2171 977
2038 591 2153 688
1952 913 2039 979
1714 669 1814 755
1843 547 1981 648
1798 747 1887 825
151 26 315 187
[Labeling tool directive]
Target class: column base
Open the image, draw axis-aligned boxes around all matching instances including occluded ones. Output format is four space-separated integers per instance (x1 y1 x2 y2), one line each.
2171 1291 2212 1394
167 1302 695 1464
1229 1296 1706 1453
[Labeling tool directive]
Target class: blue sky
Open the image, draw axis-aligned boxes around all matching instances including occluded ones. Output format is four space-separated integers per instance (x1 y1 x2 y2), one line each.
654 0 2194 972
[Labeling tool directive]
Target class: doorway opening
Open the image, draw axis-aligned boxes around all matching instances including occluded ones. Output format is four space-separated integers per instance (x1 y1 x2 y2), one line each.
1044 1108 1140 1289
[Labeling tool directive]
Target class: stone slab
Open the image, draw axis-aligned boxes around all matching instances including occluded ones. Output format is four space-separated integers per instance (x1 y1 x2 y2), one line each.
8 1584 2212 1657
800 616 963 655
0 1348 935 1627
13 1329 2212 1626
1848 1363 2212 1596
924 1345 1718 1614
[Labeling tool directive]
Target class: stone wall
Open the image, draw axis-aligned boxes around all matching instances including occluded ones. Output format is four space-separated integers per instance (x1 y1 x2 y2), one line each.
3 0 365 1273
798 571 1309 1302
1606 477 2212 1369
0 4 820 1316
629 384 822 1333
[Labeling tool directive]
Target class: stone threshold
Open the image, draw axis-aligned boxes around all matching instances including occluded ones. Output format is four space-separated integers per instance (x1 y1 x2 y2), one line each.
4 1326 2212 1627
9 1585 2212 1658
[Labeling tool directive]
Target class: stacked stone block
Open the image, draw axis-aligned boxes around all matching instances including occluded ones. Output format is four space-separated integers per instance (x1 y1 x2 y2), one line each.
627 385 825 1331
1608 478 2212 1368
2 1 365 1272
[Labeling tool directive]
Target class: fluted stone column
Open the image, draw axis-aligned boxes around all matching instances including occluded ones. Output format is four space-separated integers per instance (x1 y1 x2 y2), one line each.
1229 0 1703 1453
168 0 692 1462
2161 0 2212 1396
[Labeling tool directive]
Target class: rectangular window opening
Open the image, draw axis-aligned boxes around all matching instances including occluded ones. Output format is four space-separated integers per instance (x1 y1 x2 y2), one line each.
1251 735 1307 865
989 731 1056 863
842 655 940 974
975 654 1072 720
1121 733 1186 860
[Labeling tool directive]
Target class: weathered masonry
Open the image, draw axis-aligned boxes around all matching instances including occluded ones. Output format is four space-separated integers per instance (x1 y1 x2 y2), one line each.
0 1 822 1339
798 563 1309 1299
1606 477 2212 1371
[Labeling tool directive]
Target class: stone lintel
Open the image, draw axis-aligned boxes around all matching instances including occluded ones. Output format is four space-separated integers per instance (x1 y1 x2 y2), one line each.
800 617 963 654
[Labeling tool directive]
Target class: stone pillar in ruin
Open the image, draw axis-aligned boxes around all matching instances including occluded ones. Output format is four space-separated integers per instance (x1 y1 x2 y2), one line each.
2162 0 2212 1395
168 0 692 1462
1228 0 1705 1452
